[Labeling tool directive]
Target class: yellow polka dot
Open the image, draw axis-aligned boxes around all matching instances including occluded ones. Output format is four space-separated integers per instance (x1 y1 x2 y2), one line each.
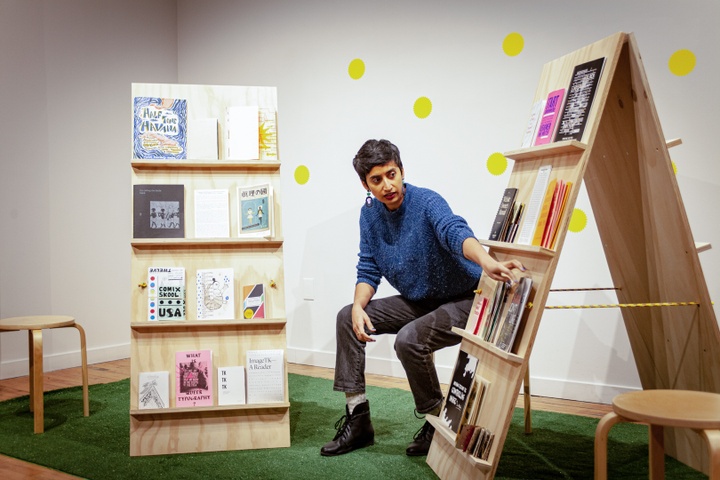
244 308 254 319
502 32 524 57
294 165 310 185
672 161 678 175
413 96 432 119
568 208 587 233
348 58 365 80
486 153 508 176
668 49 696 76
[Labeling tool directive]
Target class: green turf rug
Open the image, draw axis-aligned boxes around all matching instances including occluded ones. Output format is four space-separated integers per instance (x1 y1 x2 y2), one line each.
0 374 707 479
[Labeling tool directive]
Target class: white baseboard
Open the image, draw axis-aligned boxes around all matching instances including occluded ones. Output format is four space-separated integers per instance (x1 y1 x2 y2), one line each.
0 342 130 380
286 346 631 404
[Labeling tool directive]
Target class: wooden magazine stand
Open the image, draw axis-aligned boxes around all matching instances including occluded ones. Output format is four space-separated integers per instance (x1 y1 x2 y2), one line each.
426 32 720 479
128 83 289 456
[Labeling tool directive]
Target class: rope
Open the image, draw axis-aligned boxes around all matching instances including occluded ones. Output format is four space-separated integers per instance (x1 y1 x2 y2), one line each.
544 301 701 310
549 287 620 292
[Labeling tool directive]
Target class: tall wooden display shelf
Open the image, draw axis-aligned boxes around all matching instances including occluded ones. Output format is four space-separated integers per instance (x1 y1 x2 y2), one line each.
426 32 720 479
129 83 289 456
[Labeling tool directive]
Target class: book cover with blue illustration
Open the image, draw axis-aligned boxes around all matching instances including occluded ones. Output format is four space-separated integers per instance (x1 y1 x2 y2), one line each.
133 97 188 159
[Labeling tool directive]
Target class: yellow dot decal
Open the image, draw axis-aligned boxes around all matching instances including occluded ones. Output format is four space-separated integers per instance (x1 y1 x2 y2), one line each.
502 32 524 57
668 49 696 76
244 308 254 319
568 208 588 233
294 165 310 185
348 58 365 80
413 96 432 119
486 153 508 176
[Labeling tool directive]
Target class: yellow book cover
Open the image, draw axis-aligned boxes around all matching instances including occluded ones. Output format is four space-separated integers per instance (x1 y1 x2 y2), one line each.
531 179 557 246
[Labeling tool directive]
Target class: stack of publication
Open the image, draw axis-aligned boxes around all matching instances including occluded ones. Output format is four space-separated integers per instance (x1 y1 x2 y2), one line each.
132 182 275 240
468 276 533 354
137 349 285 410
147 267 265 322
438 350 495 461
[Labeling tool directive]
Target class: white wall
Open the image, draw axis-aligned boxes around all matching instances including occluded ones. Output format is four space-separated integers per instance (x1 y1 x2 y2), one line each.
0 0 177 376
1 0 718 404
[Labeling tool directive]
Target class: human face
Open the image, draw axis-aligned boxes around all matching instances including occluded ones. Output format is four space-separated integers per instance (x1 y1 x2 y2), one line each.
362 161 405 211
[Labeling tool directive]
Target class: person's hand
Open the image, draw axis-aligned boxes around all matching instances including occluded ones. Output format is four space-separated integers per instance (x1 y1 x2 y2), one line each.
351 304 376 342
482 258 525 284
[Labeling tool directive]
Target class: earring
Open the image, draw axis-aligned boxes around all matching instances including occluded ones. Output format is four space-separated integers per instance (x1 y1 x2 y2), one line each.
365 191 372 207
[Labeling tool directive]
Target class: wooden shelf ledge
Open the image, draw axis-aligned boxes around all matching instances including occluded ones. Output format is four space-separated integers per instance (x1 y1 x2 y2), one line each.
452 327 524 364
130 401 290 417
131 318 287 331
480 239 556 258
426 415 493 472
131 237 283 248
503 140 587 161
131 160 281 171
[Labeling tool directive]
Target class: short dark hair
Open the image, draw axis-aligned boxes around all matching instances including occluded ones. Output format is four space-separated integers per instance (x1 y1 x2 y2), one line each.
352 139 403 182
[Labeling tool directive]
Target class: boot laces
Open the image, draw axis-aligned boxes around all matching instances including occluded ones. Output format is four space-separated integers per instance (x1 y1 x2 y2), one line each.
413 420 434 441
332 414 351 441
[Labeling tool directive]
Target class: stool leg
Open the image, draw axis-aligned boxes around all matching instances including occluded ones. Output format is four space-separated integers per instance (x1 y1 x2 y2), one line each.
595 411 624 479
73 323 89 417
700 430 720 480
648 424 665 479
30 329 44 434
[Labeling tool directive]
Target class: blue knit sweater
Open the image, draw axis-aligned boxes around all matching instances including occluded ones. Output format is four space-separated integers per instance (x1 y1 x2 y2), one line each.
356 183 483 301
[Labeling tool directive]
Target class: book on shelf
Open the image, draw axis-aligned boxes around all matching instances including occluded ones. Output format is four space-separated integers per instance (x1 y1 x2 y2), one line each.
242 283 265 319
554 57 606 142
133 96 187 160
533 88 565 146
505 202 525 243
531 179 558 247
246 349 285 404
516 165 552 245
469 296 489 336
194 189 230 238
439 350 478 434
494 276 533 353
133 184 185 239
542 180 572 249
481 281 510 343
259 108 278 162
187 118 219 160
196 268 235 321
520 99 545 148
147 267 186 321
226 105 260 160
138 371 170 409
175 349 213 407
218 365 246 406
237 183 274 238
488 188 517 242
469 426 494 460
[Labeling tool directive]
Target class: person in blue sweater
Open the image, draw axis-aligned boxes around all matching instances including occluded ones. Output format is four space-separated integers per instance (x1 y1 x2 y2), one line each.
320 139 524 457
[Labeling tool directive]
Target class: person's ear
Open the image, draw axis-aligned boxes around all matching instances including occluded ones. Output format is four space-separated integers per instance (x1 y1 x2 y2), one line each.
361 180 369 190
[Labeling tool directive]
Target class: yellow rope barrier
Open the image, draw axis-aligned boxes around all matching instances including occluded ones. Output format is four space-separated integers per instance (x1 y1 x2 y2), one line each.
544 301 701 310
549 287 620 292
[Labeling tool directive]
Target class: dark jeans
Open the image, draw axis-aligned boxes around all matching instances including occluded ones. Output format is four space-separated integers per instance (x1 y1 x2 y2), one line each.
332 292 473 414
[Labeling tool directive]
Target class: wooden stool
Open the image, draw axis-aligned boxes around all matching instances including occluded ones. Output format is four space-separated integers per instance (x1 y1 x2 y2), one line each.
595 389 720 479
0 315 89 433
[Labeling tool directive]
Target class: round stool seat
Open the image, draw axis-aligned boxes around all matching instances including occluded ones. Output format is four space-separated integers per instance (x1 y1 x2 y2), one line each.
613 389 720 429
0 315 76 331
0 314 88 433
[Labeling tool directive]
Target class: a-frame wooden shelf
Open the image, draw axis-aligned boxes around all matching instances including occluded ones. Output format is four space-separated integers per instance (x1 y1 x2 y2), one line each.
426 32 719 479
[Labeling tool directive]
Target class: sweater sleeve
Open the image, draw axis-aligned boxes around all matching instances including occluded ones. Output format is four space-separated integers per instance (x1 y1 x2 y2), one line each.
424 192 477 255
355 215 382 291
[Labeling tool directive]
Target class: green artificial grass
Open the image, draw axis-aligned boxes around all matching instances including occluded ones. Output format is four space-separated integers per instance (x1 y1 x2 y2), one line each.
0 374 707 479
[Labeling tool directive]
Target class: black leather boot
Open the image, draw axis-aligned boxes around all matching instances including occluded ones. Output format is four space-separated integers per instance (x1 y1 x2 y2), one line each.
320 400 375 456
406 420 435 456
